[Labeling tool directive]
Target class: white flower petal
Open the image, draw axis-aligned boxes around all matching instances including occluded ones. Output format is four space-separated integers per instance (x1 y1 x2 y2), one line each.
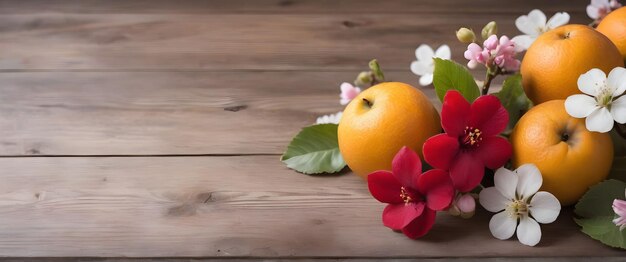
489 211 517 240
529 191 561 224
415 44 435 62
578 69 607 96
528 9 547 27
410 61 430 76
607 67 626 97
592 0 611 7
517 216 541 246
611 96 626 124
516 164 543 200
515 13 540 36
511 35 535 51
587 5 600 19
479 187 509 212
586 107 615 133
419 74 433 86
494 168 518 200
565 94 599 118
546 12 570 29
434 45 451 59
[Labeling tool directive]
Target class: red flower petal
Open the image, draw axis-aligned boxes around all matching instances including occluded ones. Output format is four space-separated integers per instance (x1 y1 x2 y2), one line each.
441 90 471 137
468 95 508 136
476 136 512 169
422 134 460 170
367 171 404 204
382 202 425 230
417 169 455 211
392 146 422 188
449 152 485 192
401 207 437 239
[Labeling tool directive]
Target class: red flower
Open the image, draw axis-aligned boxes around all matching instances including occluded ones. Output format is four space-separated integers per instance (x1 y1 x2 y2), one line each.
423 90 512 192
367 146 454 239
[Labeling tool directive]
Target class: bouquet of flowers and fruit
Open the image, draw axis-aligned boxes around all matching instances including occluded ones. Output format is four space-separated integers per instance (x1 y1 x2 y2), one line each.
281 1 626 248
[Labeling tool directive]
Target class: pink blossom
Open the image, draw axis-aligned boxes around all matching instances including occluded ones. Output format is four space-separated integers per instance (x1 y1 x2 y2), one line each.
494 36 520 71
483 35 498 51
613 196 626 231
340 82 361 105
587 0 622 20
463 35 520 72
464 43 488 69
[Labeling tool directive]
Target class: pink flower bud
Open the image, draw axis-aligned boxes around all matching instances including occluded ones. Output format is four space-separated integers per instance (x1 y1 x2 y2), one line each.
457 193 476 213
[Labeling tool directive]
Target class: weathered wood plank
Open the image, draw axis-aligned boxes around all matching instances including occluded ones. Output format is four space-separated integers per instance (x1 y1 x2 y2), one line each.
0 259 623 262
0 0 588 14
0 71 441 156
0 13 589 71
0 156 620 257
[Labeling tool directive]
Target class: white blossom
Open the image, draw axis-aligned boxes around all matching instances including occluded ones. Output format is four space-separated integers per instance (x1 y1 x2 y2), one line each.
512 9 570 51
479 164 561 247
410 44 451 86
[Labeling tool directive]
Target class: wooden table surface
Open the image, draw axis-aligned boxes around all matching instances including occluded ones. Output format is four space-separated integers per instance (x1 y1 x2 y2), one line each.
0 0 624 260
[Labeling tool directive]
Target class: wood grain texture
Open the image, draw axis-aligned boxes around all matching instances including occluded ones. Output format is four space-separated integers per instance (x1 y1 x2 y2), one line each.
0 0 620 259
0 156 621 258
0 13 588 71
0 0 589 14
0 71 438 156
0 259 624 262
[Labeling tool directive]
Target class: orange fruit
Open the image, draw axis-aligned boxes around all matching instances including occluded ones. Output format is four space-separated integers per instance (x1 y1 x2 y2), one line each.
510 100 614 206
338 82 440 179
597 7 626 61
521 24 624 104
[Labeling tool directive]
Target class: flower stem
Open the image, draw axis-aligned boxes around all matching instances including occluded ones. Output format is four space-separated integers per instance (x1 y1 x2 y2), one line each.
370 73 380 86
482 67 501 95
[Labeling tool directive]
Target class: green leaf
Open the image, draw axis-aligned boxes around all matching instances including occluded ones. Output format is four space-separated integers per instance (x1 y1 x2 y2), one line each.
574 179 626 249
575 179 626 218
281 124 346 175
494 74 532 133
433 58 480 103
575 216 626 249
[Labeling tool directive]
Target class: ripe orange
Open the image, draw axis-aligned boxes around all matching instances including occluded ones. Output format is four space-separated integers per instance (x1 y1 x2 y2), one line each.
521 24 624 104
338 82 440 179
597 7 626 61
510 100 614 206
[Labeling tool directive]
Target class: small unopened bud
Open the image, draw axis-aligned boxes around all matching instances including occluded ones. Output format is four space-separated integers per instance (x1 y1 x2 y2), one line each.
368 59 385 82
448 193 476 219
456 28 476 43
354 71 372 86
457 194 476 212
457 193 476 219
481 21 498 40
